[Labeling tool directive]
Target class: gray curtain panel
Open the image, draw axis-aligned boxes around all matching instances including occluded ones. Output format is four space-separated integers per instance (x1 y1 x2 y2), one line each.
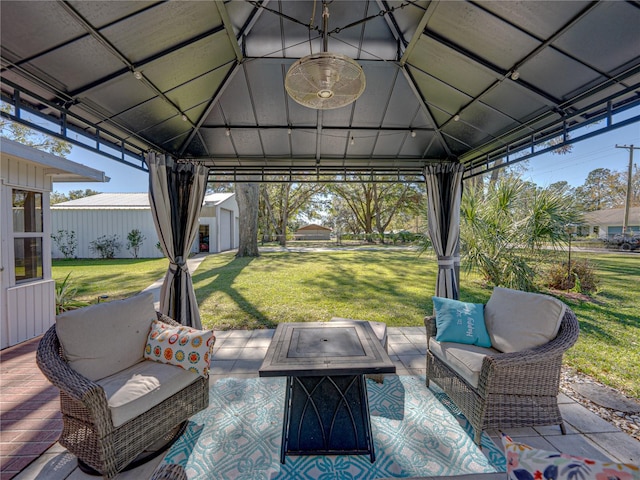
425 162 465 300
146 152 208 329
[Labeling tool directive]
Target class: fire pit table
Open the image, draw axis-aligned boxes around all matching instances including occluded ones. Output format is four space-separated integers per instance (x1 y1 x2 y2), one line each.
259 321 396 463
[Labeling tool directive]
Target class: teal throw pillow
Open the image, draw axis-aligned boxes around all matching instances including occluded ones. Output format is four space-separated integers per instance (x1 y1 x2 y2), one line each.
432 297 492 348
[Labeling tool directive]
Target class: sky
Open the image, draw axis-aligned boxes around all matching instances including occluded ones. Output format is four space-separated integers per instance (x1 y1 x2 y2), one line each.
53 111 640 196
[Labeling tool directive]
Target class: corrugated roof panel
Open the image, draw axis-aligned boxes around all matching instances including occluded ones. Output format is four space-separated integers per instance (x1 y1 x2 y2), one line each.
52 193 150 208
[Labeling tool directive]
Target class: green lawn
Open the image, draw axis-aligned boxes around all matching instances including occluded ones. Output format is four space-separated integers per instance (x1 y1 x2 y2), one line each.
193 249 639 398
193 250 435 330
52 258 168 303
52 249 639 399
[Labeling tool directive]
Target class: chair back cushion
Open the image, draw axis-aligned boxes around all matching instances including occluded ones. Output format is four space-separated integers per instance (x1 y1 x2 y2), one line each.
484 287 566 353
56 292 157 380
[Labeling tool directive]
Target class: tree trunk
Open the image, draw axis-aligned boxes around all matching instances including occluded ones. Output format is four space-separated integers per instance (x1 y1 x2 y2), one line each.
235 180 260 257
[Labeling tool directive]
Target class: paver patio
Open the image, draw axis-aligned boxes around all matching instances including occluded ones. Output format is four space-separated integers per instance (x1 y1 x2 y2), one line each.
2 327 638 480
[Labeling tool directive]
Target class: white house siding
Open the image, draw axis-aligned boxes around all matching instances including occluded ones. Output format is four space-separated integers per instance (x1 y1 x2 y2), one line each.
2 157 52 190
51 208 162 258
220 209 233 251
1 157 54 349
6 280 55 348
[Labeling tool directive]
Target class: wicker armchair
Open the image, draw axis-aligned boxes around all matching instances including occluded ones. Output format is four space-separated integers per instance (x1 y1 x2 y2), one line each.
425 307 579 446
36 312 209 479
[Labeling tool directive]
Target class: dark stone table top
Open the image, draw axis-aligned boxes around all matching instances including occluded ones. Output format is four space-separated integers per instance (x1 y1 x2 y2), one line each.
259 321 396 377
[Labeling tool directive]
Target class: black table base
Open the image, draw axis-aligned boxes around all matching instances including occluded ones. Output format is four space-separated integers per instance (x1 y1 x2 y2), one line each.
281 374 374 464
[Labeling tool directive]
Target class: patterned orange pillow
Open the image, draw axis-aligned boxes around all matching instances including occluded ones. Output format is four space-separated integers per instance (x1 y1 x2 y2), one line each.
144 320 215 377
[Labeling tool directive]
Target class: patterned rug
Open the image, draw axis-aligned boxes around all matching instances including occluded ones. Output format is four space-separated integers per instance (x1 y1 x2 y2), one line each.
151 375 505 480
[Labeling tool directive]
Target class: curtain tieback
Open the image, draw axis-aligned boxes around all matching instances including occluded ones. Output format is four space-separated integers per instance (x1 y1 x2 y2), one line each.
437 256 455 268
169 257 189 275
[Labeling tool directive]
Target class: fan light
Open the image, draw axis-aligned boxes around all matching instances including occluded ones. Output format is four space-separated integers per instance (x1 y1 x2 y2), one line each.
286 53 365 110
285 4 366 110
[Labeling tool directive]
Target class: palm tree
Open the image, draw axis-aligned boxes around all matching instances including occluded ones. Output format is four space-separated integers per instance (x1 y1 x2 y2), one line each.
460 177 581 291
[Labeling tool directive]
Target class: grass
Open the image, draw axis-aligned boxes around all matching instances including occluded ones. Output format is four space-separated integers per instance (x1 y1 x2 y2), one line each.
192 249 435 330
52 249 639 399
52 258 168 303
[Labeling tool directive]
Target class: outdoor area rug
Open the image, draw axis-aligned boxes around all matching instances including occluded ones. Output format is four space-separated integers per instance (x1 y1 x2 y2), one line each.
151 375 505 480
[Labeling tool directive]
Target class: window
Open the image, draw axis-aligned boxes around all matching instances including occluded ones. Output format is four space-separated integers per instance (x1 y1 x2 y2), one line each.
12 189 43 282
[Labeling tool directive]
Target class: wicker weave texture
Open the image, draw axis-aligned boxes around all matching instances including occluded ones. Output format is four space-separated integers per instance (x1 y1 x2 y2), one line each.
425 308 579 446
36 312 210 479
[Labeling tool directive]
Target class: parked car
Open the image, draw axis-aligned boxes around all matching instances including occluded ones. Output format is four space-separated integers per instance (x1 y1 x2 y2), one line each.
606 233 640 251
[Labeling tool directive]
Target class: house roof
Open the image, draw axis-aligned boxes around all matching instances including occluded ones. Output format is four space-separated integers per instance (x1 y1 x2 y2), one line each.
297 224 332 232
1 1 638 182
1 138 108 183
52 191 236 209
203 192 235 206
583 207 640 226
52 192 150 209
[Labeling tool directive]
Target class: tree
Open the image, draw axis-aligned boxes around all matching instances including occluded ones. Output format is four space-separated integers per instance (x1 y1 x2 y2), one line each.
50 189 100 204
260 181 326 246
68 189 100 200
207 181 233 193
574 168 624 211
329 178 423 242
460 177 581 291
548 181 572 194
1 104 72 157
126 229 146 258
235 179 260 257
50 191 70 205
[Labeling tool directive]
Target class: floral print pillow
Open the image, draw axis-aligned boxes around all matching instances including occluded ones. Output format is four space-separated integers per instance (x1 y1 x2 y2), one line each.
144 320 215 377
502 434 639 480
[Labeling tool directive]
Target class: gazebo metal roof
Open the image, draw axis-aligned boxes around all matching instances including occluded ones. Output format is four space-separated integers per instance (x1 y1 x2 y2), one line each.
1 1 639 182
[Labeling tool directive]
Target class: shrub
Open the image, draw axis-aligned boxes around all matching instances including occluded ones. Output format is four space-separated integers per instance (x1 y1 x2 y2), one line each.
89 234 121 259
126 229 146 258
51 229 77 259
545 258 599 294
55 273 88 314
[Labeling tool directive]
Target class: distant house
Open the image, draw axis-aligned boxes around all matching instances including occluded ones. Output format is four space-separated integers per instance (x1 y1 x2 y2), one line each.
294 224 332 240
51 192 239 258
1 139 107 349
582 207 640 239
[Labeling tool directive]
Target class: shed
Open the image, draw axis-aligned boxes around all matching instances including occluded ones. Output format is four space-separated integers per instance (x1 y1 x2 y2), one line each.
294 224 332 241
582 207 640 239
1 139 107 348
51 192 239 258
199 193 239 253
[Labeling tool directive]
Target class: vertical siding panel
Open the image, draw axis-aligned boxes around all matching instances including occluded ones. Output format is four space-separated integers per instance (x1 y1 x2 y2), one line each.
33 283 43 338
6 289 17 347
25 286 34 341
50 205 165 259
17 287 27 343
7 281 55 344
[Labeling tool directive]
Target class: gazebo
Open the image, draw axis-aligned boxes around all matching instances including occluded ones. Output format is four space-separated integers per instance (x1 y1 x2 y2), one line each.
1 1 639 326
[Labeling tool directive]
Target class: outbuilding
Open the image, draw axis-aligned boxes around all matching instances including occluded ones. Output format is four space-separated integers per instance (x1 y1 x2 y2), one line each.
294 224 332 241
51 192 239 258
1 139 107 348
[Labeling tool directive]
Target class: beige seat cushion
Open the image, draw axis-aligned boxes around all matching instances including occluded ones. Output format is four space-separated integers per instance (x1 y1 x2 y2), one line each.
56 292 157 381
484 287 566 354
429 338 499 388
97 359 200 428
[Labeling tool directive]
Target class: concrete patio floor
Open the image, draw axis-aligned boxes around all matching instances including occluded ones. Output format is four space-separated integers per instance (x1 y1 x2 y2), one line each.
3 326 639 480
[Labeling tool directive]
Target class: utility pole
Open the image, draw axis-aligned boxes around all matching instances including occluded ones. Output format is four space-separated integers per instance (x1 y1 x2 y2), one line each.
615 144 639 234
